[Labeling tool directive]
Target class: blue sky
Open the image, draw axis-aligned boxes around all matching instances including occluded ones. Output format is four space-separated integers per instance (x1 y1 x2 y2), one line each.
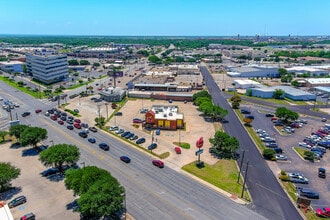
0 0 329 36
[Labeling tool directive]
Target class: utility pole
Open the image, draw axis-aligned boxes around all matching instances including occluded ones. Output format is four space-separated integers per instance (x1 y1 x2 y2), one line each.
97 104 101 120
237 150 245 183
9 108 13 121
241 161 250 198
105 103 109 120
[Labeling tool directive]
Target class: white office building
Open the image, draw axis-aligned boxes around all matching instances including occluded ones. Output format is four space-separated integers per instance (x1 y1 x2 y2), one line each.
26 49 68 84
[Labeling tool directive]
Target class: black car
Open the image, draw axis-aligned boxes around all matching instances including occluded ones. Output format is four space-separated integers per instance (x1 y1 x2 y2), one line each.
67 125 74 130
114 112 123 116
21 112 31 117
148 143 158 150
121 131 130 137
89 127 98 132
136 138 146 144
8 195 27 208
241 109 250 114
41 167 59 177
299 188 319 199
20 212 35 220
318 167 326 178
79 132 88 138
67 120 74 124
60 116 67 121
126 133 135 139
81 123 88 128
120 156 131 163
265 113 275 117
99 143 109 151
68 116 74 120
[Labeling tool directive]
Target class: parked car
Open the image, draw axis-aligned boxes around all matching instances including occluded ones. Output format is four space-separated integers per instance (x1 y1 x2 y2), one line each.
289 173 309 184
74 109 79 113
78 132 88 138
148 143 158 150
21 112 31 117
8 195 27 208
155 129 160 135
275 154 287 161
152 159 164 168
88 138 96 143
74 123 82 129
67 125 74 130
299 188 319 199
120 156 131 163
265 142 278 148
133 118 143 123
240 109 250 114
109 126 119 131
274 148 283 154
265 113 274 117
246 115 254 120
114 112 123 116
81 123 88 128
35 109 42 113
318 167 326 178
322 118 327 122
175 147 181 154
136 138 146 144
99 143 109 151
115 129 125 134
74 119 81 123
20 212 35 220
316 207 330 217
58 120 64 125
130 135 139 140
89 127 98 132
126 133 135 139
66 119 73 124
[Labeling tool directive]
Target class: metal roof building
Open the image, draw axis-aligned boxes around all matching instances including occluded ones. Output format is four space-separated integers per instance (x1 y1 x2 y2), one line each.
250 86 316 101
227 65 279 78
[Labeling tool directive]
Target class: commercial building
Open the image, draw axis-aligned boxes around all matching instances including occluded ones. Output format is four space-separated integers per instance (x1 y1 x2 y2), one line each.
99 87 126 102
145 105 184 130
233 79 263 89
286 66 329 77
249 86 316 101
0 201 14 220
227 65 279 78
0 61 24 73
305 78 330 87
26 49 68 84
169 64 200 75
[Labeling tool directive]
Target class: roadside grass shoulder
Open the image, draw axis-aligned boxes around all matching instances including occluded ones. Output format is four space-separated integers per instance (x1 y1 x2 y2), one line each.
182 160 250 201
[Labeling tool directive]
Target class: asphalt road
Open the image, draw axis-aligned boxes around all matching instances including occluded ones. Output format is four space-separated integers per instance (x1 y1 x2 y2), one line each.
0 80 266 220
200 65 303 220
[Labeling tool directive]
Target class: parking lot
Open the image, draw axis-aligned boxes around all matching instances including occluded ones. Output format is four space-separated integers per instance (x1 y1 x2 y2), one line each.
243 103 330 210
65 95 219 171
0 143 79 220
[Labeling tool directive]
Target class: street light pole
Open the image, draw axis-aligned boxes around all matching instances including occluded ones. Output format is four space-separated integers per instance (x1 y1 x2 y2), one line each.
50 140 54 146
105 103 109 120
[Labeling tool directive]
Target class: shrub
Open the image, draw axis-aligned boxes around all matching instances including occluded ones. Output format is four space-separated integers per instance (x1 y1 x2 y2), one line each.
280 170 287 176
279 175 290 182
263 149 275 160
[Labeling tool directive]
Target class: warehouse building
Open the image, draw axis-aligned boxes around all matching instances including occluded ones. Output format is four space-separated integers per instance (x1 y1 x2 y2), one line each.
233 79 263 89
286 66 329 77
250 86 316 101
305 78 330 88
227 65 279 78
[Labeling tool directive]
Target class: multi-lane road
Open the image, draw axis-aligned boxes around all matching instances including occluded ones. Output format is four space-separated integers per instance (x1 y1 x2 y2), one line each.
0 81 266 219
200 65 303 220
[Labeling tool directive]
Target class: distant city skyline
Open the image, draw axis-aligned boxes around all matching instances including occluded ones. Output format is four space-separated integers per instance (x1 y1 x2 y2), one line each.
1 0 329 36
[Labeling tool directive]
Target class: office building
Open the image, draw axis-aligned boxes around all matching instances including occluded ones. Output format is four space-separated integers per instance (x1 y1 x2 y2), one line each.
26 49 68 84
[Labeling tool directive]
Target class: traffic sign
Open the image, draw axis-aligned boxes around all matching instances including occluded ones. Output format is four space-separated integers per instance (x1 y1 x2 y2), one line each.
195 149 204 156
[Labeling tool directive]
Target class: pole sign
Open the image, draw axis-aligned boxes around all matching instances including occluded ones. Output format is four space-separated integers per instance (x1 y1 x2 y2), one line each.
196 137 204 149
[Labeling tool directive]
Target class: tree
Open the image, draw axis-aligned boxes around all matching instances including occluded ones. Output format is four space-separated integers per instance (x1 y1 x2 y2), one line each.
0 162 20 191
80 60 90 65
0 130 8 142
246 88 252 96
209 131 239 159
9 124 29 142
78 178 124 219
39 144 80 173
273 89 285 99
195 96 212 106
263 149 275 160
93 62 100 67
291 80 300 87
275 107 299 124
192 90 211 102
148 55 162 64
231 100 240 109
278 68 288 76
68 60 79 65
65 166 124 219
230 94 241 103
20 127 47 147
95 117 106 127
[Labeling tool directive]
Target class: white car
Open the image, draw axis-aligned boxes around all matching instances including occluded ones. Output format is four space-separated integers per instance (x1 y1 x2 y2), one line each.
275 154 287 161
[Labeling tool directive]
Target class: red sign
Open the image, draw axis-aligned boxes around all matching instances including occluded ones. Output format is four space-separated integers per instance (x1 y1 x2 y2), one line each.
196 137 204 148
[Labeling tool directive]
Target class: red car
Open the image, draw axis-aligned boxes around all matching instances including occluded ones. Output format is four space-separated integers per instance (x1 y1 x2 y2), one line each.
74 123 81 129
152 160 164 168
35 109 42 113
316 207 330 217
58 120 64 125
50 115 57 121
133 118 143 123
74 119 81 123
175 147 181 154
